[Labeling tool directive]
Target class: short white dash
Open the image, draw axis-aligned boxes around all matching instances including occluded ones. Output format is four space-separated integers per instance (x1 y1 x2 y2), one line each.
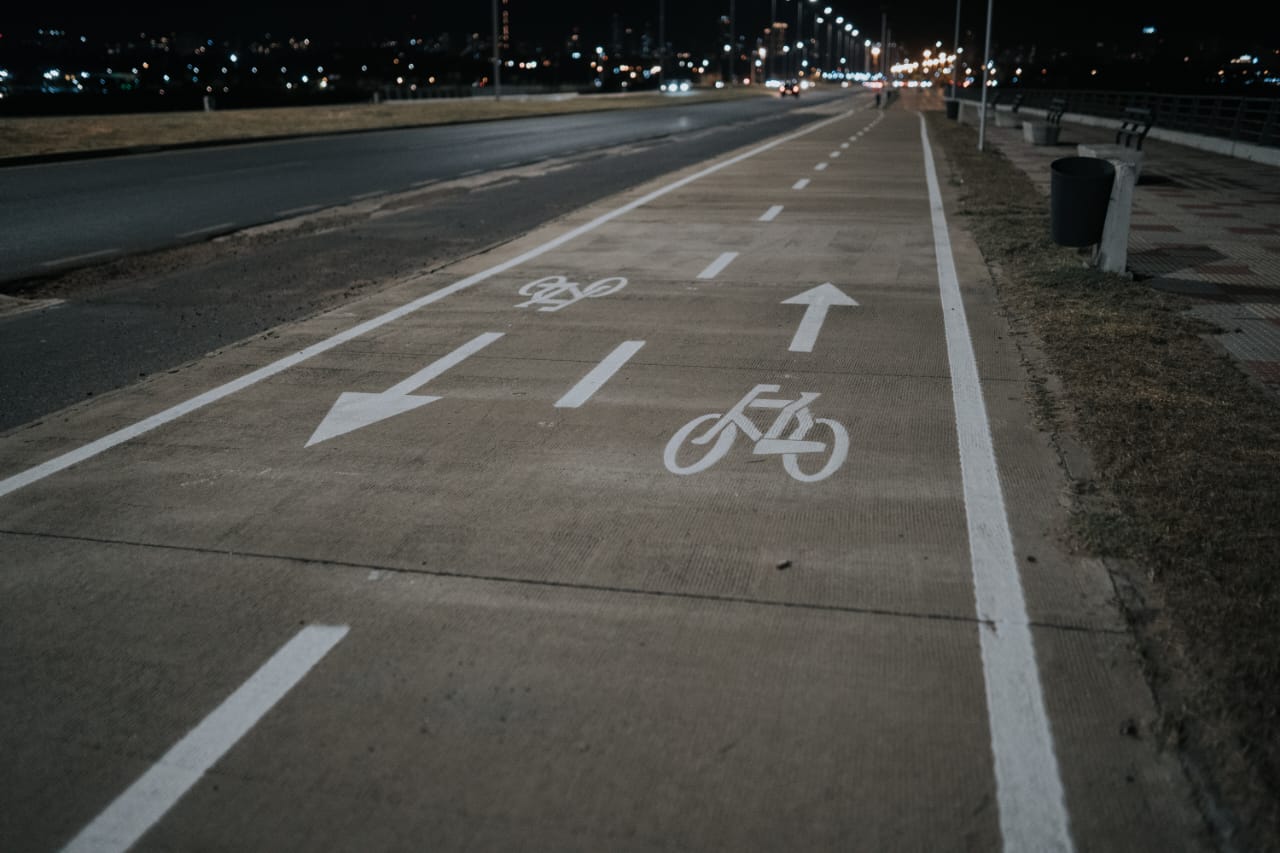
276 204 320 217
555 341 645 408
697 251 739 280
759 205 784 222
61 625 349 853
792 178 810 190
814 162 829 171
830 151 841 158
351 190 386 202
39 248 118 268
176 222 235 239
841 142 850 149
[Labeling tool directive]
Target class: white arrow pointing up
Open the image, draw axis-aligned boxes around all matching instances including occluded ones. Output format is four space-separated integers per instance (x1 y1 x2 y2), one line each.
306 332 503 447
781 283 859 353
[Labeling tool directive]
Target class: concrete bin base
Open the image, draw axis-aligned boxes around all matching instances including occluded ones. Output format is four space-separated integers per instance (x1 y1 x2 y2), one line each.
1077 143 1144 180
995 108 1020 128
1023 121 1059 145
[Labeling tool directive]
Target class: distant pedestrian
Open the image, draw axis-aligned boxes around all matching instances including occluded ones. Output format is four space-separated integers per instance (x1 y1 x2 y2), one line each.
874 91 881 108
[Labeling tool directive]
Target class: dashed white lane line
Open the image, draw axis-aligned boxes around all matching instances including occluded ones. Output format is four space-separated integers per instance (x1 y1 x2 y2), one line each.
0 109 855 498
555 340 646 408
61 625 349 853
917 112 1074 852
38 248 119 268
697 251 739 280
758 205 784 222
176 222 236 239
830 151 842 158
841 142 851 149
792 178 811 190
814 162 829 171
275 204 320 218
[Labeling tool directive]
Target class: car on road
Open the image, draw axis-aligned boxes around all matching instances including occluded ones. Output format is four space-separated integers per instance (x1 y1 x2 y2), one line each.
779 79 801 98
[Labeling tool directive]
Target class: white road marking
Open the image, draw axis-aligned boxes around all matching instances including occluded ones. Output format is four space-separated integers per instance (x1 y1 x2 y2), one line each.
792 178 810 190
0 109 854 498
917 112 1074 852
61 625 348 853
758 205 784 222
307 332 503 446
841 142 850 149
697 251 739 280
781 283 859 352
350 190 387 202
275 204 320 217
814 162 829 171
555 340 646 408
39 249 118 268
176 222 236 239
830 151 841 158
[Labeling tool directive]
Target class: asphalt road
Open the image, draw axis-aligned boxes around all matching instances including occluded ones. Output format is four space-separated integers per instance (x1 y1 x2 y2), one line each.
0 92 1207 851
0 92 841 283
0 90 845 432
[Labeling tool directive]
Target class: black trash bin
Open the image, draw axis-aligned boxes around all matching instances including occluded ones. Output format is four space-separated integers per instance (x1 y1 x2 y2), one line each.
945 98 960 120
1049 156 1115 247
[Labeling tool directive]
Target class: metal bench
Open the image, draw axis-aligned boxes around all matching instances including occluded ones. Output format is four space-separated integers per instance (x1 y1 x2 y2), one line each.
1116 106 1154 151
1023 97 1066 145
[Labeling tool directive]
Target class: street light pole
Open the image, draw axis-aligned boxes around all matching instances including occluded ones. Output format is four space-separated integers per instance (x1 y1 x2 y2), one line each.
978 0 994 150
659 0 665 89
951 0 962 99
491 0 501 100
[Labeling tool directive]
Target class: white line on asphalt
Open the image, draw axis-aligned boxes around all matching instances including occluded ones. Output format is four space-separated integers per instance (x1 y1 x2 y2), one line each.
176 222 236 239
275 204 320 217
792 178 810 190
61 625 349 853
0 109 855 498
841 142 850 149
758 205 784 222
814 162 829 171
697 251 739 280
917 112 1074 853
555 340 646 408
38 248 118 268
350 190 387 202
830 151 841 158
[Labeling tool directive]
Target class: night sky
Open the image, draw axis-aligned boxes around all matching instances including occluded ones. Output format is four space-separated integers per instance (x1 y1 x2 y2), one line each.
2 1 1263 54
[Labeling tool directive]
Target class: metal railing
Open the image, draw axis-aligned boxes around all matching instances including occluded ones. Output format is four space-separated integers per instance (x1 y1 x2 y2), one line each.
956 88 1280 148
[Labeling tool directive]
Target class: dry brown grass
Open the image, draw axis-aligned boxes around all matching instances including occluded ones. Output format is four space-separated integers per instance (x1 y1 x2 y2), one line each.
0 88 767 159
926 111 1280 850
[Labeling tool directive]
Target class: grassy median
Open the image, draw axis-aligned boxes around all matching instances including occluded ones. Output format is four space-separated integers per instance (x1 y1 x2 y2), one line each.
0 88 768 160
925 111 1280 848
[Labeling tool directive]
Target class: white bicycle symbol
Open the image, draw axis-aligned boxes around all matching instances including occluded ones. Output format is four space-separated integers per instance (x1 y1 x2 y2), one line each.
664 384 849 483
515 275 628 312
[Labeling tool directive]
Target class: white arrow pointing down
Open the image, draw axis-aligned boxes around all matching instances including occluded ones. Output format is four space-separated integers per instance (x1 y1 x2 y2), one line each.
781 283 859 352
306 332 503 447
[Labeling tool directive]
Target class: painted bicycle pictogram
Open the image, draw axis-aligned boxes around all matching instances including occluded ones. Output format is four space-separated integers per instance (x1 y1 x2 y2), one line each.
515 275 628 312
663 384 849 483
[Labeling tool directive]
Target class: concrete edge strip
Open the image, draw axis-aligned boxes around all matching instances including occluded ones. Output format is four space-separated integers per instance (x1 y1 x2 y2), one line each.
0 109 854 499
916 111 1075 852
60 625 349 853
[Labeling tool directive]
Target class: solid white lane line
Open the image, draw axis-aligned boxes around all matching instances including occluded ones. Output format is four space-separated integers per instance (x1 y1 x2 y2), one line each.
758 205 784 222
275 204 320 217
792 178 810 190
0 110 855 498
917 113 1074 853
176 222 236 239
555 340 646 408
814 162 829 171
61 625 349 853
38 249 118 268
697 251 739 280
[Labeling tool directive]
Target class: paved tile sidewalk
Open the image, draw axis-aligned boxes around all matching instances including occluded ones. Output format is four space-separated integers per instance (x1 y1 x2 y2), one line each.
975 116 1280 397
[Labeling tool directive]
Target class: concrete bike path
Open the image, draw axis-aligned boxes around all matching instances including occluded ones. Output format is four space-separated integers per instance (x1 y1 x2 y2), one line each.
0 95 1204 851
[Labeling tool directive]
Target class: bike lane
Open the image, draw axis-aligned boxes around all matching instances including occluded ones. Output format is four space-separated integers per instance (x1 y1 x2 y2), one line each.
0 95 1205 851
